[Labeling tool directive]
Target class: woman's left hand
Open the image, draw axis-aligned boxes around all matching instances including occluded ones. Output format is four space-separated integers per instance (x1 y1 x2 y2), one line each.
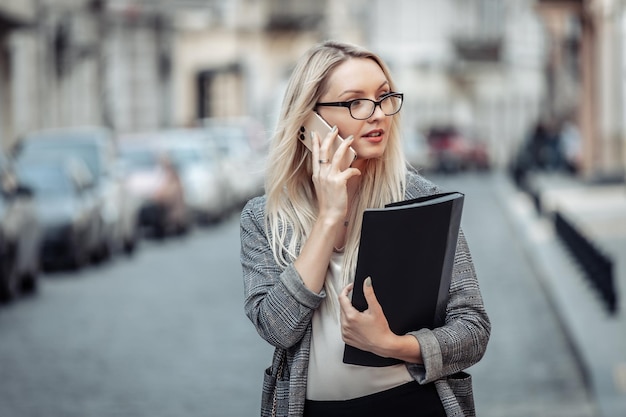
338 278 423 363
338 278 394 356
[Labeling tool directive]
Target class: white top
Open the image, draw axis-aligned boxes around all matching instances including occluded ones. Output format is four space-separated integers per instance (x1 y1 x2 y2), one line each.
306 252 413 400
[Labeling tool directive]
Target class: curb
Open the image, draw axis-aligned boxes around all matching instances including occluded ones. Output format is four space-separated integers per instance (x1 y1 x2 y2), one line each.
492 173 599 411
493 172 626 417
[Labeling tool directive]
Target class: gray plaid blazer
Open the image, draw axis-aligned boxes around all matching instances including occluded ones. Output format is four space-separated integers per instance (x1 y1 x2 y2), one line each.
241 171 491 417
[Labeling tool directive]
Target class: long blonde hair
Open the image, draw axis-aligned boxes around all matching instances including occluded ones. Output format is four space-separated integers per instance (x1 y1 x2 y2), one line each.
265 40 407 305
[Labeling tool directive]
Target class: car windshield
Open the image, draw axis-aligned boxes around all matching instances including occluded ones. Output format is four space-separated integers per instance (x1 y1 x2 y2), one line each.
20 139 101 179
120 148 158 172
165 148 205 167
17 165 75 197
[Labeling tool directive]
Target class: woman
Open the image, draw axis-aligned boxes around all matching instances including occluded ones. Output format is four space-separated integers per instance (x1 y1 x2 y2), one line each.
241 40 490 417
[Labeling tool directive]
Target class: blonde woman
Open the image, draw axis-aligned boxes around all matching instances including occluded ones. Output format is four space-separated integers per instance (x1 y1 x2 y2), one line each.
241 40 490 417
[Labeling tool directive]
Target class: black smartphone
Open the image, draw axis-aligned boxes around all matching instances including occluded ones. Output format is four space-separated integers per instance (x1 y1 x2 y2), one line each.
298 112 357 168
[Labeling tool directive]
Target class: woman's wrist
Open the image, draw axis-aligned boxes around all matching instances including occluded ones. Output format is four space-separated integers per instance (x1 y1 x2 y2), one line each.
317 210 346 229
379 334 423 364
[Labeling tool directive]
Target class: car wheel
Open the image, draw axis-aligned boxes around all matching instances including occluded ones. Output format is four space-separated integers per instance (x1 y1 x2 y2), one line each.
0 257 19 303
123 233 137 255
20 272 39 295
154 222 167 239
100 238 113 262
176 219 189 236
70 243 88 271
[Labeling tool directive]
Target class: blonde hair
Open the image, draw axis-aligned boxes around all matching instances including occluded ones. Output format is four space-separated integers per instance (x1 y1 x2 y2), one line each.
265 40 407 305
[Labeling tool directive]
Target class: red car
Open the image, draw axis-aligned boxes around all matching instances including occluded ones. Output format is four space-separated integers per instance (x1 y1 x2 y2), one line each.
426 126 490 172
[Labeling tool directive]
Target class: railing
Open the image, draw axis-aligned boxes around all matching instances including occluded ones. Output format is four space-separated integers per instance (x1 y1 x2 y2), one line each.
553 211 618 314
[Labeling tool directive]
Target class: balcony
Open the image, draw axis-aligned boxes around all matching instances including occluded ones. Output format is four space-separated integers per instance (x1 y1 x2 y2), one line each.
264 0 324 31
537 0 583 6
535 0 584 14
0 0 35 30
452 36 502 62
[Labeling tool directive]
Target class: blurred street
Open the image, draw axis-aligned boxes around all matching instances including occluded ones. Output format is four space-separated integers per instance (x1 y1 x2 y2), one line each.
2 1 626 416
0 171 600 417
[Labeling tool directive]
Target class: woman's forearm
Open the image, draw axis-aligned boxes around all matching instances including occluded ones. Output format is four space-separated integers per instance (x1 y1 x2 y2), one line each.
294 216 342 293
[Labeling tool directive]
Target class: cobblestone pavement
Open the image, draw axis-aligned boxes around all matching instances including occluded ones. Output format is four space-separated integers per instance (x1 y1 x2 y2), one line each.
0 172 601 417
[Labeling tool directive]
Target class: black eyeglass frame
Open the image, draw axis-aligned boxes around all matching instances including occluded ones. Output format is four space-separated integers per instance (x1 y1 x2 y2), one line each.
315 92 404 120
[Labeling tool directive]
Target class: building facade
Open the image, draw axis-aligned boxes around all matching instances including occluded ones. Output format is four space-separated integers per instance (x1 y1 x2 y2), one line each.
365 0 547 168
0 0 36 151
1 0 174 149
537 0 626 180
170 0 550 169
4 0 623 178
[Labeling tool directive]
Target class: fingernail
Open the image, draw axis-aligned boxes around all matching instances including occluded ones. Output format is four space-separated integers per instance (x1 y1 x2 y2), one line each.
365 277 372 287
331 125 338 133
346 135 354 142
310 131 315 139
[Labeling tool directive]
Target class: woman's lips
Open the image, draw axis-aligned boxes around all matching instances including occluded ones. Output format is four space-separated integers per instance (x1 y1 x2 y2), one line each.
362 130 384 143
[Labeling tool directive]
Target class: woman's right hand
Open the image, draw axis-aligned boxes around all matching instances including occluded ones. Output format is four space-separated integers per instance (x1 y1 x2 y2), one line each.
311 127 361 227
293 128 361 294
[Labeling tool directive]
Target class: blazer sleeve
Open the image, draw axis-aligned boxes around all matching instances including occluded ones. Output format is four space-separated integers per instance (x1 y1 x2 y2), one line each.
406 228 491 383
401 171 490 383
240 196 325 349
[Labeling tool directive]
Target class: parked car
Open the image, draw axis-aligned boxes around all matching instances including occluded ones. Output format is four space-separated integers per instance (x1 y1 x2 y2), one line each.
156 128 232 224
118 137 189 238
110 158 141 254
0 153 41 302
15 126 140 257
426 125 491 173
15 156 99 271
202 117 267 208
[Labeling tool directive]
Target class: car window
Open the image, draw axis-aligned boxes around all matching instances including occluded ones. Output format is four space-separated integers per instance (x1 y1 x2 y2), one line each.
120 148 158 171
17 166 75 197
20 142 100 179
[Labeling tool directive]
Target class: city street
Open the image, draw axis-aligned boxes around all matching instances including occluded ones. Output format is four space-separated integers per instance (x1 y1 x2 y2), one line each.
0 172 598 417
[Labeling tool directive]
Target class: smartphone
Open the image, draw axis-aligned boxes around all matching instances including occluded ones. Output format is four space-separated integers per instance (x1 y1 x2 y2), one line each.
298 112 357 168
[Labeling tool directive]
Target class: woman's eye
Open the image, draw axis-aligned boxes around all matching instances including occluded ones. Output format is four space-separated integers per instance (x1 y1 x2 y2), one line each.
350 100 365 109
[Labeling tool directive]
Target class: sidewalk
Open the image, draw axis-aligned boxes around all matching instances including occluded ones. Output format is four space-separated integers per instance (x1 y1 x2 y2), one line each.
494 171 626 417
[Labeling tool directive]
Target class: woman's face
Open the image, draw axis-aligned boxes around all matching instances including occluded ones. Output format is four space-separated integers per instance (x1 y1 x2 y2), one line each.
316 58 394 169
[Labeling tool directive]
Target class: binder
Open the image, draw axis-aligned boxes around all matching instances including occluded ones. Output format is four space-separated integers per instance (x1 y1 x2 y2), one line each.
343 192 464 367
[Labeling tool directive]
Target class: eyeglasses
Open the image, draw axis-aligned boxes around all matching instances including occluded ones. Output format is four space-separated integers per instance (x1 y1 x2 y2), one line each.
315 92 403 120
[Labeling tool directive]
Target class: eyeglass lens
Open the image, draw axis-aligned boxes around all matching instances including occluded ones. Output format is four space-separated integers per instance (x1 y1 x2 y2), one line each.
351 95 402 119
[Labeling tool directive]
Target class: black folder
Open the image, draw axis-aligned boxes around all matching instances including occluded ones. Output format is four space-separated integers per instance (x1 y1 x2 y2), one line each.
343 192 464 367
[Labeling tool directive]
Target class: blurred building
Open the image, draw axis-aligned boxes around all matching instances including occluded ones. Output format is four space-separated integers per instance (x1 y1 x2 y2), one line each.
4 0 625 179
366 0 548 168
169 0 327 130
106 1 173 132
1 0 173 147
0 0 549 167
170 0 549 170
537 0 626 180
0 0 36 151
1 0 361 144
